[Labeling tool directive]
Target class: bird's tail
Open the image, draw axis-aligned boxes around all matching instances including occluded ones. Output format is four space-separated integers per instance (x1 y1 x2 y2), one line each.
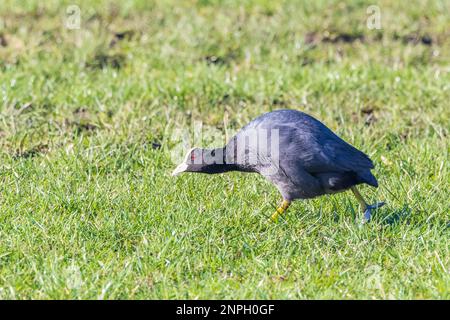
357 170 378 188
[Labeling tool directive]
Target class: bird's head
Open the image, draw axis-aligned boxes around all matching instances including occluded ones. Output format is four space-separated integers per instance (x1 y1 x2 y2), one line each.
171 147 224 176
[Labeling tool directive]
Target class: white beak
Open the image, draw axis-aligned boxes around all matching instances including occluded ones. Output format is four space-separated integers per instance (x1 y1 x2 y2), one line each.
171 163 188 176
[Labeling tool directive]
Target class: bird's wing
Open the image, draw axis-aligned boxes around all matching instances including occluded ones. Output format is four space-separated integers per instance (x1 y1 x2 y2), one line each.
282 127 374 174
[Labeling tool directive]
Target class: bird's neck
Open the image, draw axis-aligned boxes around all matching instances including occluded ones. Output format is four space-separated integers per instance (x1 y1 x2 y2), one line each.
197 147 242 174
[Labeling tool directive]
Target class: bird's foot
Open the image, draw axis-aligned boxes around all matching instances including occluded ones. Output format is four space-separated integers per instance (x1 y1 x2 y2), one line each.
361 201 385 224
270 200 291 223
270 208 283 223
270 212 280 223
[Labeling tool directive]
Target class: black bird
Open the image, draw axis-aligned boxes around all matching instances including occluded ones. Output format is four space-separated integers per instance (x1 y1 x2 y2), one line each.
172 109 384 223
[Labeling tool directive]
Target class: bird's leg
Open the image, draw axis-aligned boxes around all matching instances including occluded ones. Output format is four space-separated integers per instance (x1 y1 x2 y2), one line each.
351 186 385 223
270 199 291 222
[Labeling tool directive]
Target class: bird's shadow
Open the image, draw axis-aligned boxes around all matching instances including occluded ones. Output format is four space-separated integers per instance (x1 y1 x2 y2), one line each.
377 204 412 226
376 204 449 233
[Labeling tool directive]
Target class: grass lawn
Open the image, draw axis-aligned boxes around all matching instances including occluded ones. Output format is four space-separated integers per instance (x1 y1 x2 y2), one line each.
0 0 448 299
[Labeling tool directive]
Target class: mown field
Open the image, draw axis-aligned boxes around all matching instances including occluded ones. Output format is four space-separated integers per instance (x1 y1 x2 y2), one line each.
0 0 448 299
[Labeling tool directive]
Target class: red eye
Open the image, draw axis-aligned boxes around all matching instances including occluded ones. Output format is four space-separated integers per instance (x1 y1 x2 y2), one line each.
190 152 195 162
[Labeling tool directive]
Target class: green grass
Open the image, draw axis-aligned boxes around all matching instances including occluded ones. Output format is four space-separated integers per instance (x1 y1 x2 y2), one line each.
0 0 449 299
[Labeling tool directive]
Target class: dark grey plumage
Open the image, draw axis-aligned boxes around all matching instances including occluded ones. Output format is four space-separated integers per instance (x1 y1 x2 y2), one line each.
223 109 377 201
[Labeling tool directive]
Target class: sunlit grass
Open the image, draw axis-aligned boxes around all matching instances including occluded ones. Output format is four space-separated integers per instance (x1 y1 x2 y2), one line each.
0 0 448 299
